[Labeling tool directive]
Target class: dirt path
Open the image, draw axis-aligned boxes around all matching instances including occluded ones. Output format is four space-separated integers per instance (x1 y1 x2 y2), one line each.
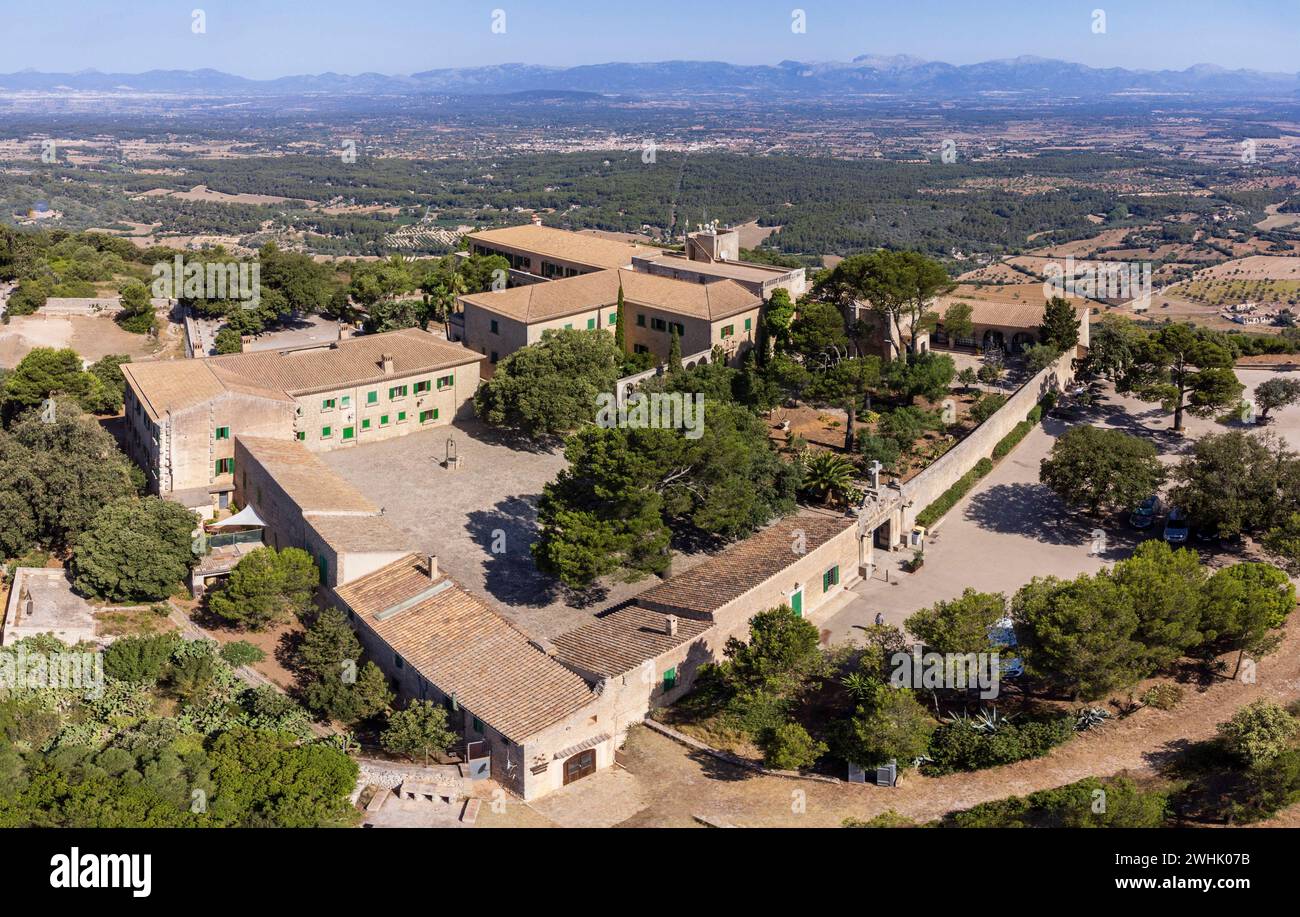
606 623 1300 827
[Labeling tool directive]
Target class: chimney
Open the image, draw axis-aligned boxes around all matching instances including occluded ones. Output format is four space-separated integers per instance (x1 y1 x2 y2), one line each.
426 554 438 581
665 614 678 637
381 353 395 375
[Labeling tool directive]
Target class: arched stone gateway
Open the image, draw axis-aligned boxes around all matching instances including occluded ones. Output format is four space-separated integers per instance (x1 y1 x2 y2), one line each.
982 329 1005 352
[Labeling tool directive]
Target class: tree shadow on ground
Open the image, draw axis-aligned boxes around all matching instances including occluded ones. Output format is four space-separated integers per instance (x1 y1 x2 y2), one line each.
452 416 565 456
465 495 565 608
964 482 1098 546
688 748 756 783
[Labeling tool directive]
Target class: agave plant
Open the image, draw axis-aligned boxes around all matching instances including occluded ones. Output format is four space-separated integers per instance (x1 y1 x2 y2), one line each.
971 706 1014 733
1074 707 1112 731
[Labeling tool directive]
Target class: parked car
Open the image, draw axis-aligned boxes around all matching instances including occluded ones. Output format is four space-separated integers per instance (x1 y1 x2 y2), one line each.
1130 495 1162 529
1163 507 1190 544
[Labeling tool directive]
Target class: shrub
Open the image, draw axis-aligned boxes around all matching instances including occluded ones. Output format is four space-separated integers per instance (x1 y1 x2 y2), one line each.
1141 683 1184 711
970 393 1008 424
381 700 458 763
219 640 266 668
915 458 994 528
922 715 1073 775
103 633 182 683
760 721 827 771
945 776 1168 828
1218 701 1298 767
992 420 1032 459
844 809 917 828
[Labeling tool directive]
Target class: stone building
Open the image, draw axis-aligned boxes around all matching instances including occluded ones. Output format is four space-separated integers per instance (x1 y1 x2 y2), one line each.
464 223 657 283
122 328 482 515
931 298 1091 357
457 267 762 373
331 510 864 799
232 435 411 589
632 225 806 300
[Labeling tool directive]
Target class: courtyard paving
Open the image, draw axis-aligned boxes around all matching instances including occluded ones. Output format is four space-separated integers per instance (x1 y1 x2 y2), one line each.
321 418 713 638
821 368 1300 642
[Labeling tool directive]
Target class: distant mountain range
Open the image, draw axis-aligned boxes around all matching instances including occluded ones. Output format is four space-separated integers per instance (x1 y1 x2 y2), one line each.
2 55 1297 98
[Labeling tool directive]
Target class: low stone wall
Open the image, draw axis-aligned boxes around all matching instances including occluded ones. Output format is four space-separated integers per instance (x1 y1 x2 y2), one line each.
899 349 1073 537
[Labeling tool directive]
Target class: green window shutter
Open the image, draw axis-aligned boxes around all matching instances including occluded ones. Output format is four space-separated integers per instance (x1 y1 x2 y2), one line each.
215 426 230 440
321 426 332 438
341 395 350 408
361 418 371 430
397 411 406 422
296 431 305 441
367 391 378 405
637 314 646 327
823 565 839 592
663 668 677 691
490 319 499 334
343 426 354 440
380 415 389 426
587 317 596 330
609 312 617 324
744 317 752 331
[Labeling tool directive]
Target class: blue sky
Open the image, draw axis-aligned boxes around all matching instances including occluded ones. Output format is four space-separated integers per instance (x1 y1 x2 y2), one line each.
3 0 1296 78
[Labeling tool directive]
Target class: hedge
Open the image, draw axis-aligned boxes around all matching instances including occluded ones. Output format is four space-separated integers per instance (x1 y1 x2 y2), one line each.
992 419 1032 459
915 457 994 528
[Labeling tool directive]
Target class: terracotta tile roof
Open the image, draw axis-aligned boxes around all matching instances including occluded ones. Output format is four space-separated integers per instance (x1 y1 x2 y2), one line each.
207 327 480 397
552 605 712 678
636 512 856 618
124 328 482 420
467 224 655 271
459 268 760 325
123 360 286 421
236 436 379 515
935 298 1088 331
336 554 596 743
305 514 412 554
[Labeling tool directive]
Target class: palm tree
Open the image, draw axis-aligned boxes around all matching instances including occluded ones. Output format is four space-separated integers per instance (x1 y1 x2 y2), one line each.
801 452 857 507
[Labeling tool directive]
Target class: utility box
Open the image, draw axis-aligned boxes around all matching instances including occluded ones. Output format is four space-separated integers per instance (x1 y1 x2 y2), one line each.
910 526 926 547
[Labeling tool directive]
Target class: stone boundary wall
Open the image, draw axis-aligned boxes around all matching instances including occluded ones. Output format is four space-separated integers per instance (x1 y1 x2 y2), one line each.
613 347 713 405
899 349 1074 536
641 718 846 786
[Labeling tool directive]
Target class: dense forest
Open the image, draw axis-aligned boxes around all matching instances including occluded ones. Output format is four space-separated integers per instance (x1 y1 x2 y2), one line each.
2 148 1293 260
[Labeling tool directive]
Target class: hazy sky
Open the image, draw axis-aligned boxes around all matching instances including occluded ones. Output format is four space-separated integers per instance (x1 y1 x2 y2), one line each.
3 0 1296 78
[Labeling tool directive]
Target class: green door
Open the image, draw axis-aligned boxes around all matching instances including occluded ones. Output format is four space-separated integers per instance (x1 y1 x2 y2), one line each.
790 588 803 617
